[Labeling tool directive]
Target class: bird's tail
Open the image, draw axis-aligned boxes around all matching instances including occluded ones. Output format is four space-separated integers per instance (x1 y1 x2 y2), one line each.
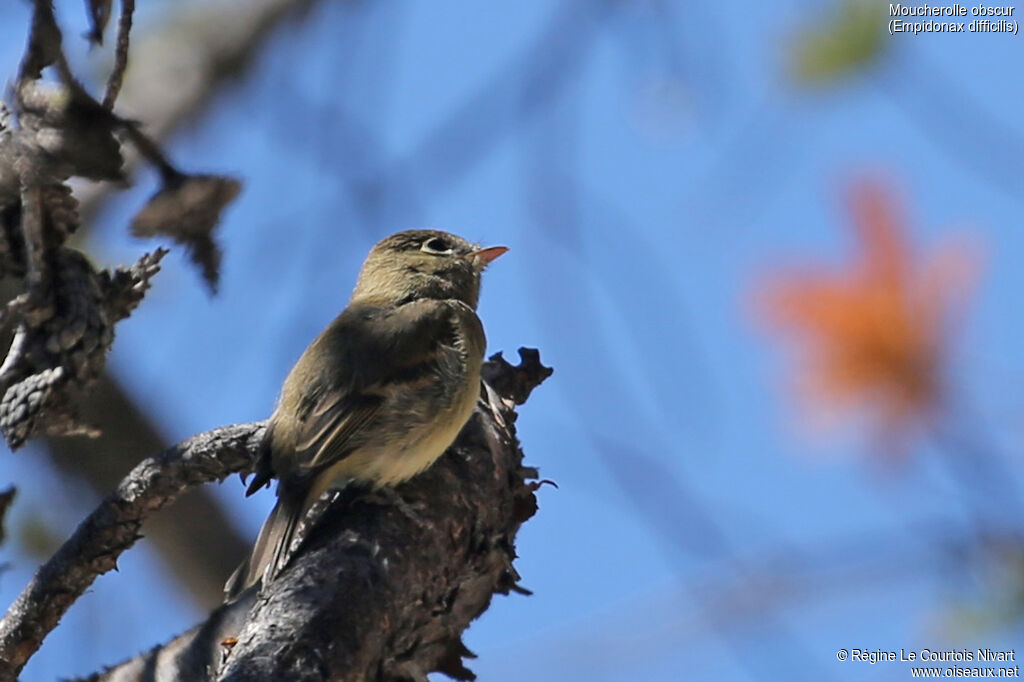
224 484 305 601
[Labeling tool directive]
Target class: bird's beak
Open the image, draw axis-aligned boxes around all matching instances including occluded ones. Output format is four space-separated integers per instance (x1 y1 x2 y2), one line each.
472 246 509 266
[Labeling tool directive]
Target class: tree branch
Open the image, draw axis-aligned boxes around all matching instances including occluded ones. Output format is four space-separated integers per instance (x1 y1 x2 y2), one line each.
0 422 265 681
75 351 550 682
22 0 325 606
42 373 253 608
102 0 135 110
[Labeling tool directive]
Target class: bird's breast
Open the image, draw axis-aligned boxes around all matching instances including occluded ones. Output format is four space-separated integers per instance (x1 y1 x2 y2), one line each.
332 343 482 487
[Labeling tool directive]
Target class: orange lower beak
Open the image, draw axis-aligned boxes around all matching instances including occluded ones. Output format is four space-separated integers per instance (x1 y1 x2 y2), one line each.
473 246 509 266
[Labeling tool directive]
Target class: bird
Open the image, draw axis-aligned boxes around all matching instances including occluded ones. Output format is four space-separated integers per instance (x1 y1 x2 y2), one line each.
224 229 507 599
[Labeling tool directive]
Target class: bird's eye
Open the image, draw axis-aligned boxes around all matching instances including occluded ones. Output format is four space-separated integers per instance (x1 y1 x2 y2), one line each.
421 237 454 255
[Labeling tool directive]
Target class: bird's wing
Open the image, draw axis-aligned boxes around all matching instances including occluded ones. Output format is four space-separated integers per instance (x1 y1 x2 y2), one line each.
288 299 465 473
294 391 384 471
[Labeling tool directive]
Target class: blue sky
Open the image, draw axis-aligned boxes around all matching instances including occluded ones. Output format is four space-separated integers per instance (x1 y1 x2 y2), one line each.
1 1 1023 680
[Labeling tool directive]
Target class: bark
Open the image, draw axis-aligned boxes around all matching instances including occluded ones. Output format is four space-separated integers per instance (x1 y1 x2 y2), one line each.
215 383 538 682
80 354 547 682
1 350 549 682
0 422 265 681
43 373 252 609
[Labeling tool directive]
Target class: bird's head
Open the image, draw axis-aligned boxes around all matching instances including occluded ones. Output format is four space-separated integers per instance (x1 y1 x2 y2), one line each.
351 229 507 309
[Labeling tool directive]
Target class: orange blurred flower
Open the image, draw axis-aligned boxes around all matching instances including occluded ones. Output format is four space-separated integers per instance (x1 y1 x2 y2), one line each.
755 179 981 453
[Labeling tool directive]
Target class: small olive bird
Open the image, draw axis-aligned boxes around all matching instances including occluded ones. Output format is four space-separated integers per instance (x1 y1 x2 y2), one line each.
225 229 507 599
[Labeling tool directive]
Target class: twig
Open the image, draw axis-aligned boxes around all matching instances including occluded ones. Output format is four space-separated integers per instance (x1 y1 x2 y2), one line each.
0 422 265 680
18 0 76 88
78 0 323 225
18 0 60 82
118 119 183 184
103 0 135 109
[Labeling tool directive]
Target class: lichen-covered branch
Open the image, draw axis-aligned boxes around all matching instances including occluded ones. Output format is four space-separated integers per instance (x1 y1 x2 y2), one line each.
0 422 266 681
75 350 551 682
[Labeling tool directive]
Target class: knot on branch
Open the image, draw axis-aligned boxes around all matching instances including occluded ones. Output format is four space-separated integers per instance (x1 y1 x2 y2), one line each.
481 347 554 405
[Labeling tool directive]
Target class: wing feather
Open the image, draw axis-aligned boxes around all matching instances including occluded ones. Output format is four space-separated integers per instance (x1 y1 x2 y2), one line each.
270 299 467 477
